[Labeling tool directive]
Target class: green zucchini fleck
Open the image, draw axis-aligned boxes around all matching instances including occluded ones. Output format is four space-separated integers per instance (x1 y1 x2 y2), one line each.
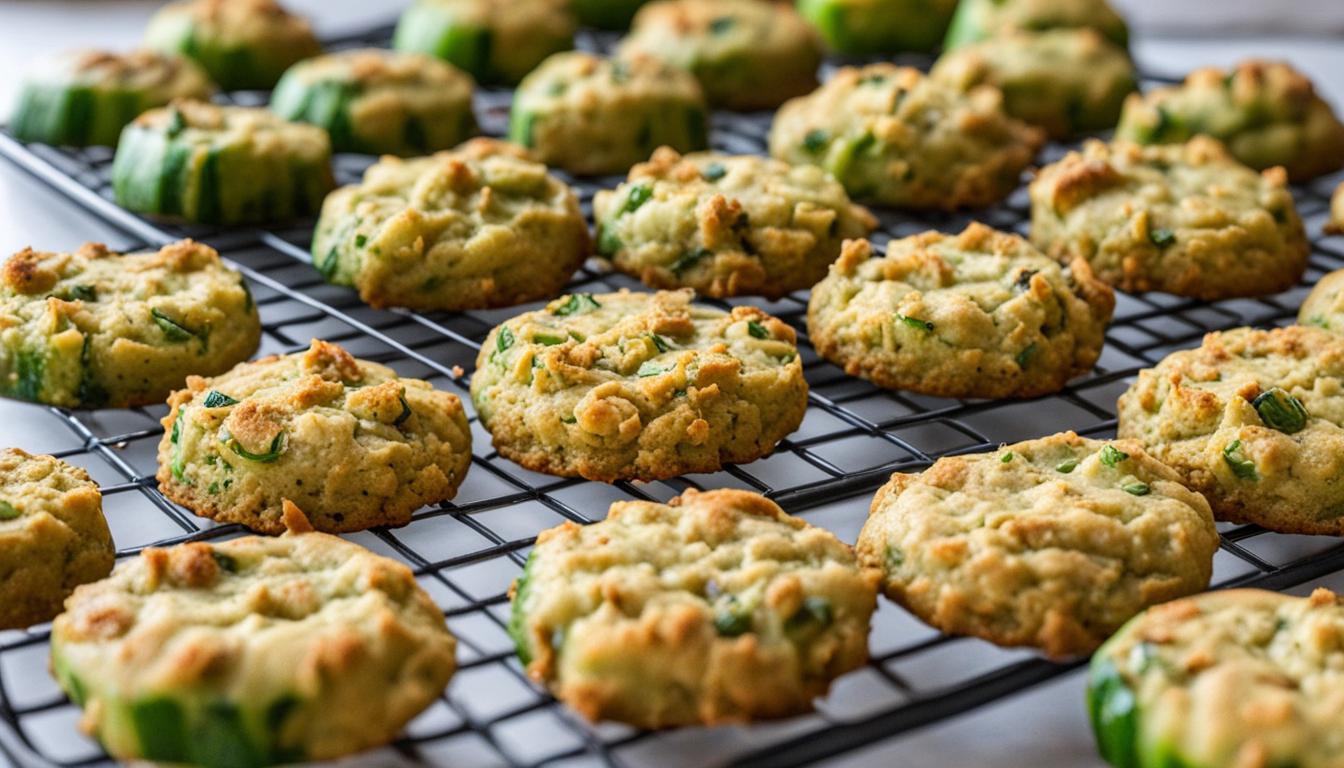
1099 445 1129 467
170 413 188 481
895 313 934 334
552 293 601 316
230 432 286 463
1087 657 1140 768
786 597 833 635
496 327 516 353
713 606 752 637
1222 440 1258 480
394 393 413 426
203 390 239 408
509 552 538 665
130 697 190 763
1055 458 1079 474
636 361 666 377
1149 228 1176 248
670 247 712 275
747 320 769 339
1252 387 1308 434
151 308 197 342
191 699 265 768
702 161 727 181
534 332 567 346
649 333 672 353
0 501 19 520
802 128 829 154
1122 482 1150 496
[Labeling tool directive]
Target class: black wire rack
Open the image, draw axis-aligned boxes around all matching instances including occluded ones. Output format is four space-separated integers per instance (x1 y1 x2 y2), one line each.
2 21 1344 768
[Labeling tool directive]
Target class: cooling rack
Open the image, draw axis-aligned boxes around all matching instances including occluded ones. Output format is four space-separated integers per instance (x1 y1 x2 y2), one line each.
2 21 1344 768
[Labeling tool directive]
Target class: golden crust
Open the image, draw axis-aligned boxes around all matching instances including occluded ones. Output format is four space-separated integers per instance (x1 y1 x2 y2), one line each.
512 488 879 728
470 289 807 482
856 432 1218 658
1117 325 1344 534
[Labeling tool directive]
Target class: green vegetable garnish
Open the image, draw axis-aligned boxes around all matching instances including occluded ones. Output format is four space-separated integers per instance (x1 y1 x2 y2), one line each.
1055 458 1079 474
394 394 412 427
1149 228 1176 248
803 129 829 154
231 432 286 463
709 16 736 34
62 284 97 302
895 313 934 333
649 334 671 353
1122 482 1150 496
747 320 769 339
1000 452 1014 463
702 162 727 181
497 326 515 352
212 551 238 572
170 413 187 481
637 361 665 377
671 247 712 275
1015 343 1036 368
534 331 567 346
552 293 601 316
1099 445 1128 467
202 390 238 408
151 309 197 342
0 501 19 520
1252 387 1308 434
713 608 751 637
620 182 653 215
786 597 834 633
1222 440 1258 480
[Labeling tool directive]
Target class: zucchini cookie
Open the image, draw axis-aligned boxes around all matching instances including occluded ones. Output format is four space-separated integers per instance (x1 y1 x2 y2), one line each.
769 64 1044 210
0 449 113 630
1089 588 1344 768
392 0 575 86
943 0 1129 51
592 147 876 299
617 0 823 110
311 138 588 311
12 49 214 148
807 225 1115 400
509 488 878 727
568 0 649 29
271 49 476 157
113 100 334 226
797 0 958 55
1115 59 1344 183
51 509 457 767
1117 325 1344 535
856 432 1218 658
1030 138 1308 300
157 340 472 534
930 29 1136 139
471 289 807 482
144 0 321 91
1 240 260 409
1300 269 1344 333
509 51 709 177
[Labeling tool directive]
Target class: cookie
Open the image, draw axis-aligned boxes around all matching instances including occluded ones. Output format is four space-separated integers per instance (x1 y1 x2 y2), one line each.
509 51 709 176
807 225 1114 400
271 48 476 156
144 0 321 91
0 449 113 630
312 139 588 311
797 0 958 55
569 0 649 29
1088 588 1344 768
470 289 807 482
1117 325 1344 535
930 28 1136 139
157 339 472 534
1 240 260 409
592 147 876 298
50 506 456 767
1115 59 1344 183
509 488 878 727
618 0 822 110
392 0 574 86
12 49 214 148
1030 137 1308 300
1327 181 1344 235
943 0 1128 51
856 432 1218 658
769 64 1044 210
113 99 334 225
1300 268 1344 333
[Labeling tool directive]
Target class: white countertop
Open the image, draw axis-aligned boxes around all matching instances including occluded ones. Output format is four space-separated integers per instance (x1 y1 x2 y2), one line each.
0 3 1341 767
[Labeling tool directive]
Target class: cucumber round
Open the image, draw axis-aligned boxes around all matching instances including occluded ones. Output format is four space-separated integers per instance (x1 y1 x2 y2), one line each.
144 0 322 91
11 50 214 147
112 100 333 225
392 0 574 86
271 49 476 156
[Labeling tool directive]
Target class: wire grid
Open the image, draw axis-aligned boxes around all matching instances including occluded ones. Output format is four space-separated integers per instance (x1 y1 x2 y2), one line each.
3 23 1344 768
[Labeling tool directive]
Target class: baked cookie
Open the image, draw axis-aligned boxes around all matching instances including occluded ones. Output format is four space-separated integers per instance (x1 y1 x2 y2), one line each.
930 28 1136 139
1089 588 1344 768
271 48 476 156
509 51 709 176
943 0 1129 50
157 339 472 534
856 432 1218 659
0 449 113 630
392 0 574 86
1115 59 1344 182
50 506 456 767
618 0 822 110
0 240 260 409
509 488 878 727
312 139 589 311
593 147 876 298
1030 138 1308 300
807 225 1114 400
1117 325 1344 535
797 0 958 55
12 49 214 148
144 0 321 91
471 289 807 482
1300 269 1344 333
769 64 1044 210
113 99 334 225
569 0 649 29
